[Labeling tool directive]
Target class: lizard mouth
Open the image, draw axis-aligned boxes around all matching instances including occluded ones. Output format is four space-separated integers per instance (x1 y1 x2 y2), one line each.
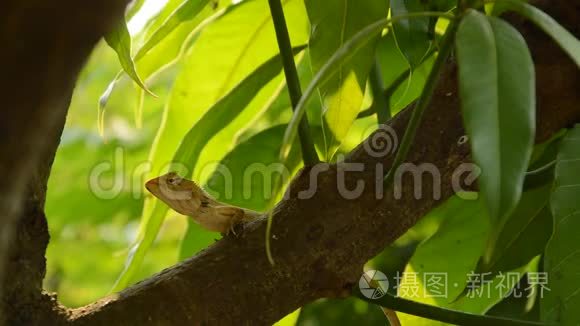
145 179 159 192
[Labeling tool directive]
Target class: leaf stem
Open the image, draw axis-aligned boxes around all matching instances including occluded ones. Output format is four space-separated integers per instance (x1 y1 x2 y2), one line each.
354 291 553 326
383 20 458 186
526 160 556 176
369 58 391 123
267 0 319 165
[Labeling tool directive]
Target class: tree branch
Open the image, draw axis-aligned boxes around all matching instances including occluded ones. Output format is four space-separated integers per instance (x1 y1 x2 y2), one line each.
70 4 580 323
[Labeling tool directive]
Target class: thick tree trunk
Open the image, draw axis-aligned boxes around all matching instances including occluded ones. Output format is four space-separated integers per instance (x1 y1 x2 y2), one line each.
0 0 578 325
0 0 130 324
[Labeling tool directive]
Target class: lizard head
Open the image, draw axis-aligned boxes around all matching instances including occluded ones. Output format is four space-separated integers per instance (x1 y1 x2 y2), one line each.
145 172 200 215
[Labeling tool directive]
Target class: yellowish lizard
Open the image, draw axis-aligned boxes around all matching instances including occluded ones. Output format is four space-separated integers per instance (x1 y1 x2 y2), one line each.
145 172 261 235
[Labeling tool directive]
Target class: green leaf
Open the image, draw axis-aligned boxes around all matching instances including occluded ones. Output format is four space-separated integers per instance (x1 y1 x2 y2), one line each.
481 185 553 274
360 258 538 325
390 0 432 68
374 32 435 117
524 138 562 191
279 11 449 168
170 50 304 172
100 17 157 137
452 134 561 304
136 0 187 41
376 32 410 87
112 48 303 291
305 0 387 160
456 10 535 224
100 0 225 131
104 18 154 96
398 194 539 324
495 0 580 67
488 0 527 16
239 49 323 133
399 195 489 305
205 125 303 212
131 0 220 78
542 125 580 324
274 308 301 326
529 129 567 167
280 19 385 163
133 0 211 63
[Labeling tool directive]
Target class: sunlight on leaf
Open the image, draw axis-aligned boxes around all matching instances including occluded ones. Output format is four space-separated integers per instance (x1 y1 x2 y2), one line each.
133 0 210 62
104 18 155 96
305 0 387 160
132 0 224 81
274 308 301 326
126 0 147 20
99 0 224 136
100 17 157 138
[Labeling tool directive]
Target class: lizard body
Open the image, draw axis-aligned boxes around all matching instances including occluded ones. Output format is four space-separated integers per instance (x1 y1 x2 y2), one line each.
145 172 261 235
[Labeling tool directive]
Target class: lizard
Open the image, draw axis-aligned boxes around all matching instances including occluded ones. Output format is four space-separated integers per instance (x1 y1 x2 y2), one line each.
145 172 261 235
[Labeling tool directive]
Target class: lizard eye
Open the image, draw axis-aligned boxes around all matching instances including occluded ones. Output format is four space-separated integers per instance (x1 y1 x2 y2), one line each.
167 176 181 185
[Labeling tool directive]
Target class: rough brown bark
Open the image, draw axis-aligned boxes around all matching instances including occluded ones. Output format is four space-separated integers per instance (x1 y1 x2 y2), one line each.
0 0 130 324
0 0 578 325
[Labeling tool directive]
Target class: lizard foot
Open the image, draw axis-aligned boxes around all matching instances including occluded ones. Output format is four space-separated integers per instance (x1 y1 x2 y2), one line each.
225 222 244 237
